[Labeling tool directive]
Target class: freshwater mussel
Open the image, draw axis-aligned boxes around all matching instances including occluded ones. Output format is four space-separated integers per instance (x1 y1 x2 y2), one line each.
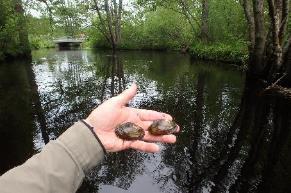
148 119 178 135
115 122 145 140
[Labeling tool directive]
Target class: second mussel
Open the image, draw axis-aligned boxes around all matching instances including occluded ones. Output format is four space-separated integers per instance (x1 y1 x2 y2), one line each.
148 119 178 135
115 122 145 140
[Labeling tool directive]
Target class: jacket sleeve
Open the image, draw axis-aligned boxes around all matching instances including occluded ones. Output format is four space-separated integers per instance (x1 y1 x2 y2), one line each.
0 121 105 193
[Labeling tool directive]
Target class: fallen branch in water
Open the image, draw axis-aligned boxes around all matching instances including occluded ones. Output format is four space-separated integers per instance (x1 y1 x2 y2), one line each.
271 73 287 86
260 73 291 99
263 85 291 100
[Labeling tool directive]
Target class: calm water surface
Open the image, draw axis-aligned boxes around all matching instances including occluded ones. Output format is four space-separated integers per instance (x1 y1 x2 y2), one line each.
1 49 290 193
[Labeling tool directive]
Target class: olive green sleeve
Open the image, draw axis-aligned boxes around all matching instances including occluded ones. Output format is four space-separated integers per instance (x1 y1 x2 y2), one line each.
0 121 105 193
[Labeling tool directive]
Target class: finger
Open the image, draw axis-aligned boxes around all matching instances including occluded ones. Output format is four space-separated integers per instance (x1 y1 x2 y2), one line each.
135 109 172 121
143 133 177 143
175 125 180 133
116 83 137 106
129 141 160 153
136 121 153 130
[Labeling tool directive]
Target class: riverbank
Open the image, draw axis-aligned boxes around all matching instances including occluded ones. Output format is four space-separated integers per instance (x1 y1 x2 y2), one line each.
91 41 249 67
20 36 249 68
190 42 248 65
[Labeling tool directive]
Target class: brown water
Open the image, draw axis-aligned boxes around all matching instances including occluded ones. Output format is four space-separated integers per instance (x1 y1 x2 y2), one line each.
1 49 290 193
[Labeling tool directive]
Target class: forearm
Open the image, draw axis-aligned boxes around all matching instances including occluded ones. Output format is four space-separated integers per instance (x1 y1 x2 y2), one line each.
0 121 105 193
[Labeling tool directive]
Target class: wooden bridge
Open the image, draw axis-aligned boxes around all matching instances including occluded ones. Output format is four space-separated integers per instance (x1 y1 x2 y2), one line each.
53 37 85 49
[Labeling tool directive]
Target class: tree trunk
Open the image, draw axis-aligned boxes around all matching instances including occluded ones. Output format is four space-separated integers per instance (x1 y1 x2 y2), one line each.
92 0 111 43
105 0 117 49
241 0 255 52
15 0 31 58
284 40 291 84
200 0 209 42
267 0 284 78
117 0 122 42
241 0 290 82
250 0 265 75
93 0 123 51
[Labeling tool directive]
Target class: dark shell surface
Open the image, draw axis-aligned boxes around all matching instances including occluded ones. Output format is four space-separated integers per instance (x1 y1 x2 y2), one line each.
148 119 178 135
115 122 145 140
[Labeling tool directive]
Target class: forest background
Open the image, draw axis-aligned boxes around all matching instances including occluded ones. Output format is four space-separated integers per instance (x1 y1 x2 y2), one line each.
1 0 290 83
0 0 250 63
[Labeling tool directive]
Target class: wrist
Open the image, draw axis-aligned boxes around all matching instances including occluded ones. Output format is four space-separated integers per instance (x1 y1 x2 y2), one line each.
80 119 107 154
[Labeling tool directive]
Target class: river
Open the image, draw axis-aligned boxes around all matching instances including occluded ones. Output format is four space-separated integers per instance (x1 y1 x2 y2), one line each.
0 49 290 193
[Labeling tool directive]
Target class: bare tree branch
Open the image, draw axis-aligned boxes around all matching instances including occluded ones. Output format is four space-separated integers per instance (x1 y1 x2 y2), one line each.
92 0 111 43
117 0 122 42
104 0 116 47
178 0 200 31
92 0 123 50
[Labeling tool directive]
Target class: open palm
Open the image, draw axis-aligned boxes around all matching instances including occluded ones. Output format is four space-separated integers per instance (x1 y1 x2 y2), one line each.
85 84 178 153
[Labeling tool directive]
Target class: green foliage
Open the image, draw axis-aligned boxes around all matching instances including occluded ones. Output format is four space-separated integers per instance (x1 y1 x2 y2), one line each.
88 0 248 63
0 0 30 60
29 35 54 49
89 8 193 50
26 16 55 49
139 8 193 49
24 0 90 50
88 18 110 48
26 16 51 36
0 0 250 63
190 41 248 64
208 0 246 42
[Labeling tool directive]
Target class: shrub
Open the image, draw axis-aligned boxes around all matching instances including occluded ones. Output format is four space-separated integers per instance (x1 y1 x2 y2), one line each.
190 42 248 64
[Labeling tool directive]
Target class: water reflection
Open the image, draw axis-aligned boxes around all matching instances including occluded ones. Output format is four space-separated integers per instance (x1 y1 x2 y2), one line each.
0 61 35 173
31 50 244 192
206 80 291 193
1 49 290 193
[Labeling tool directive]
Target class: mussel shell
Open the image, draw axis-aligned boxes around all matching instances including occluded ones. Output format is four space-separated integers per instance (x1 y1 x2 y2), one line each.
148 119 178 135
115 122 145 140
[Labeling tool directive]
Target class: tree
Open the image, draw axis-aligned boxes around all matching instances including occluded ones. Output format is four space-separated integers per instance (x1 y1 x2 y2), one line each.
25 0 90 38
241 0 290 83
92 0 123 50
200 0 209 42
137 0 210 42
35 0 54 32
0 0 31 60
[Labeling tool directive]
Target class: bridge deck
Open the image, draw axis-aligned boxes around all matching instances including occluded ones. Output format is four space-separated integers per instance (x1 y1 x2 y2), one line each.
53 39 84 43
53 38 84 49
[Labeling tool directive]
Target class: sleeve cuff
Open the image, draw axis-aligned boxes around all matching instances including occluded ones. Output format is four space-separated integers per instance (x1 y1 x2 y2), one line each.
57 121 105 173
79 120 107 155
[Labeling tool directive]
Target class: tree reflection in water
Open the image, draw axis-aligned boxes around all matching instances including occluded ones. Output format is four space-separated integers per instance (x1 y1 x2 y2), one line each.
147 77 291 193
2 50 289 193
99 53 126 101
32 51 244 192
140 61 243 193
0 62 35 174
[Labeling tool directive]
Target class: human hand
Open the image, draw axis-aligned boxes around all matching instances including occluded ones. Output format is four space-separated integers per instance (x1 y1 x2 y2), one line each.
85 83 178 153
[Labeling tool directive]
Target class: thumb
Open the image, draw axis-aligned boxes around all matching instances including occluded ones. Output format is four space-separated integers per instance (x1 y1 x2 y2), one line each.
116 83 137 106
